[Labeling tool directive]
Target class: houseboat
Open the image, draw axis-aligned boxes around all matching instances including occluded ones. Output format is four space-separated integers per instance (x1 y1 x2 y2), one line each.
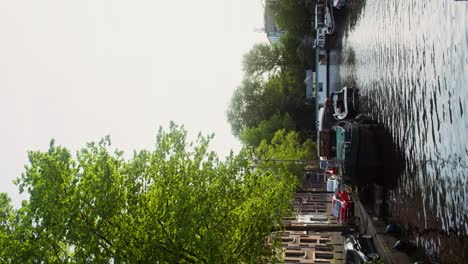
317 118 385 183
335 121 384 183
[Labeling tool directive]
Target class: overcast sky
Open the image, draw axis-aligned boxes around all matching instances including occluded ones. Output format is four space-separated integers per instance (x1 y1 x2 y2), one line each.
0 0 266 207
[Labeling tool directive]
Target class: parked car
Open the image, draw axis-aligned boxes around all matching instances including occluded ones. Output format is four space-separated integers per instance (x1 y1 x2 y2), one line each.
345 234 380 263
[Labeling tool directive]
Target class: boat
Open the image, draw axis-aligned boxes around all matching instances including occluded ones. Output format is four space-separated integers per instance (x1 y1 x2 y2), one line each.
315 1 335 35
334 121 384 184
323 4 335 34
334 122 359 179
316 101 334 131
332 0 347 10
331 87 358 120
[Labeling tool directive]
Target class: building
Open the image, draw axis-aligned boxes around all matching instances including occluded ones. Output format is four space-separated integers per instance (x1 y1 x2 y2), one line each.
264 4 286 44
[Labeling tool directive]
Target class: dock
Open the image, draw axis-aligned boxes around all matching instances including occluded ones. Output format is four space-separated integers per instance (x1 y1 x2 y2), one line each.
280 174 346 263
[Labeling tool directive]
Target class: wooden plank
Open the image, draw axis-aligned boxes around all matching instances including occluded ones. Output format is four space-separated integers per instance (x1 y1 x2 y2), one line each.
284 224 348 232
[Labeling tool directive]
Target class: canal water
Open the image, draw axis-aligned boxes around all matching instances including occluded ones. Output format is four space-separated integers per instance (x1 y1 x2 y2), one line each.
337 0 468 260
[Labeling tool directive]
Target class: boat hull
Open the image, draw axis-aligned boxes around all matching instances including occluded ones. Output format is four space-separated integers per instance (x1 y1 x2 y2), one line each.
333 87 358 120
336 122 384 184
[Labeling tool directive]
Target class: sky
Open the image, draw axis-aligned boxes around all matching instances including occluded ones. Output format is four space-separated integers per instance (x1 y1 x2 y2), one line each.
0 0 267 207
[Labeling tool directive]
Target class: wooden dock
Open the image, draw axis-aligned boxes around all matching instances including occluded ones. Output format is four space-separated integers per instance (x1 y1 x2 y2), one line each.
280 173 346 263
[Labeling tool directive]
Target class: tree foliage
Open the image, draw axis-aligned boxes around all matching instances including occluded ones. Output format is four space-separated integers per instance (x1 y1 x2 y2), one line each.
255 129 316 182
264 0 312 72
280 33 309 72
227 5 312 141
226 78 273 137
242 43 284 78
1 124 298 263
265 0 310 39
240 112 294 148
227 60 304 140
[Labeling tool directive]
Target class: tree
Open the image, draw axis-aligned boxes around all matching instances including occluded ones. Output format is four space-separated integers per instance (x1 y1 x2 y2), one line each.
255 129 317 182
227 71 304 139
228 26 310 139
226 78 273 137
242 39 306 79
263 0 312 74
0 193 59 262
280 33 309 73
265 0 310 39
1 123 297 263
240 112 295 148
242 43 284 79
0 193 14 260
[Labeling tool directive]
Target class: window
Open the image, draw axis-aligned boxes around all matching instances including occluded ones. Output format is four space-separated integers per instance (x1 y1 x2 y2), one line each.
318 83 323 92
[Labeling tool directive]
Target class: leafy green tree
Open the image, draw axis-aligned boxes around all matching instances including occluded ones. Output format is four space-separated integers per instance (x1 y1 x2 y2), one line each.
2 123 297 263
226 77 283 138
263 0 312 74
242 43 284 78
280 33 309 73
242 39 306 79
255 129 316 182
0 193 14 260
0 194 62 262
265 0 310 39
295 37 316 70
227 72 304 138
240 112 295 148
228 28 309 139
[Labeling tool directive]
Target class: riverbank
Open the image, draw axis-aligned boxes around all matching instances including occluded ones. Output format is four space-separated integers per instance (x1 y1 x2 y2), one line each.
352 191 413 263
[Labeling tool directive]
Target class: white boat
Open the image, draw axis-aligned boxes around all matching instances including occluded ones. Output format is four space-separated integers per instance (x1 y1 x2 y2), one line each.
323 5 334 34
332 0 347 9
315 2 335 35
331 87 358 120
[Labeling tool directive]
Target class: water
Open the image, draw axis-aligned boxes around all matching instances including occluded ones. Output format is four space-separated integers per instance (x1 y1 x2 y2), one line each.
337 0 468 259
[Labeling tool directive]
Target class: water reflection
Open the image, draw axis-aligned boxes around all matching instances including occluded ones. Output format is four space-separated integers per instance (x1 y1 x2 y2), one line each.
338 0 468 260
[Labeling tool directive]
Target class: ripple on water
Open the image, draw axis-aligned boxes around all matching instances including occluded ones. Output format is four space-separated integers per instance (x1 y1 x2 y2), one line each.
338 0 468 247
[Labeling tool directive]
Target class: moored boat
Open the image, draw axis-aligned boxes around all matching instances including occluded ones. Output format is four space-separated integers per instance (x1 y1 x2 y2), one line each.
334 121 384 184
331 87 358 120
